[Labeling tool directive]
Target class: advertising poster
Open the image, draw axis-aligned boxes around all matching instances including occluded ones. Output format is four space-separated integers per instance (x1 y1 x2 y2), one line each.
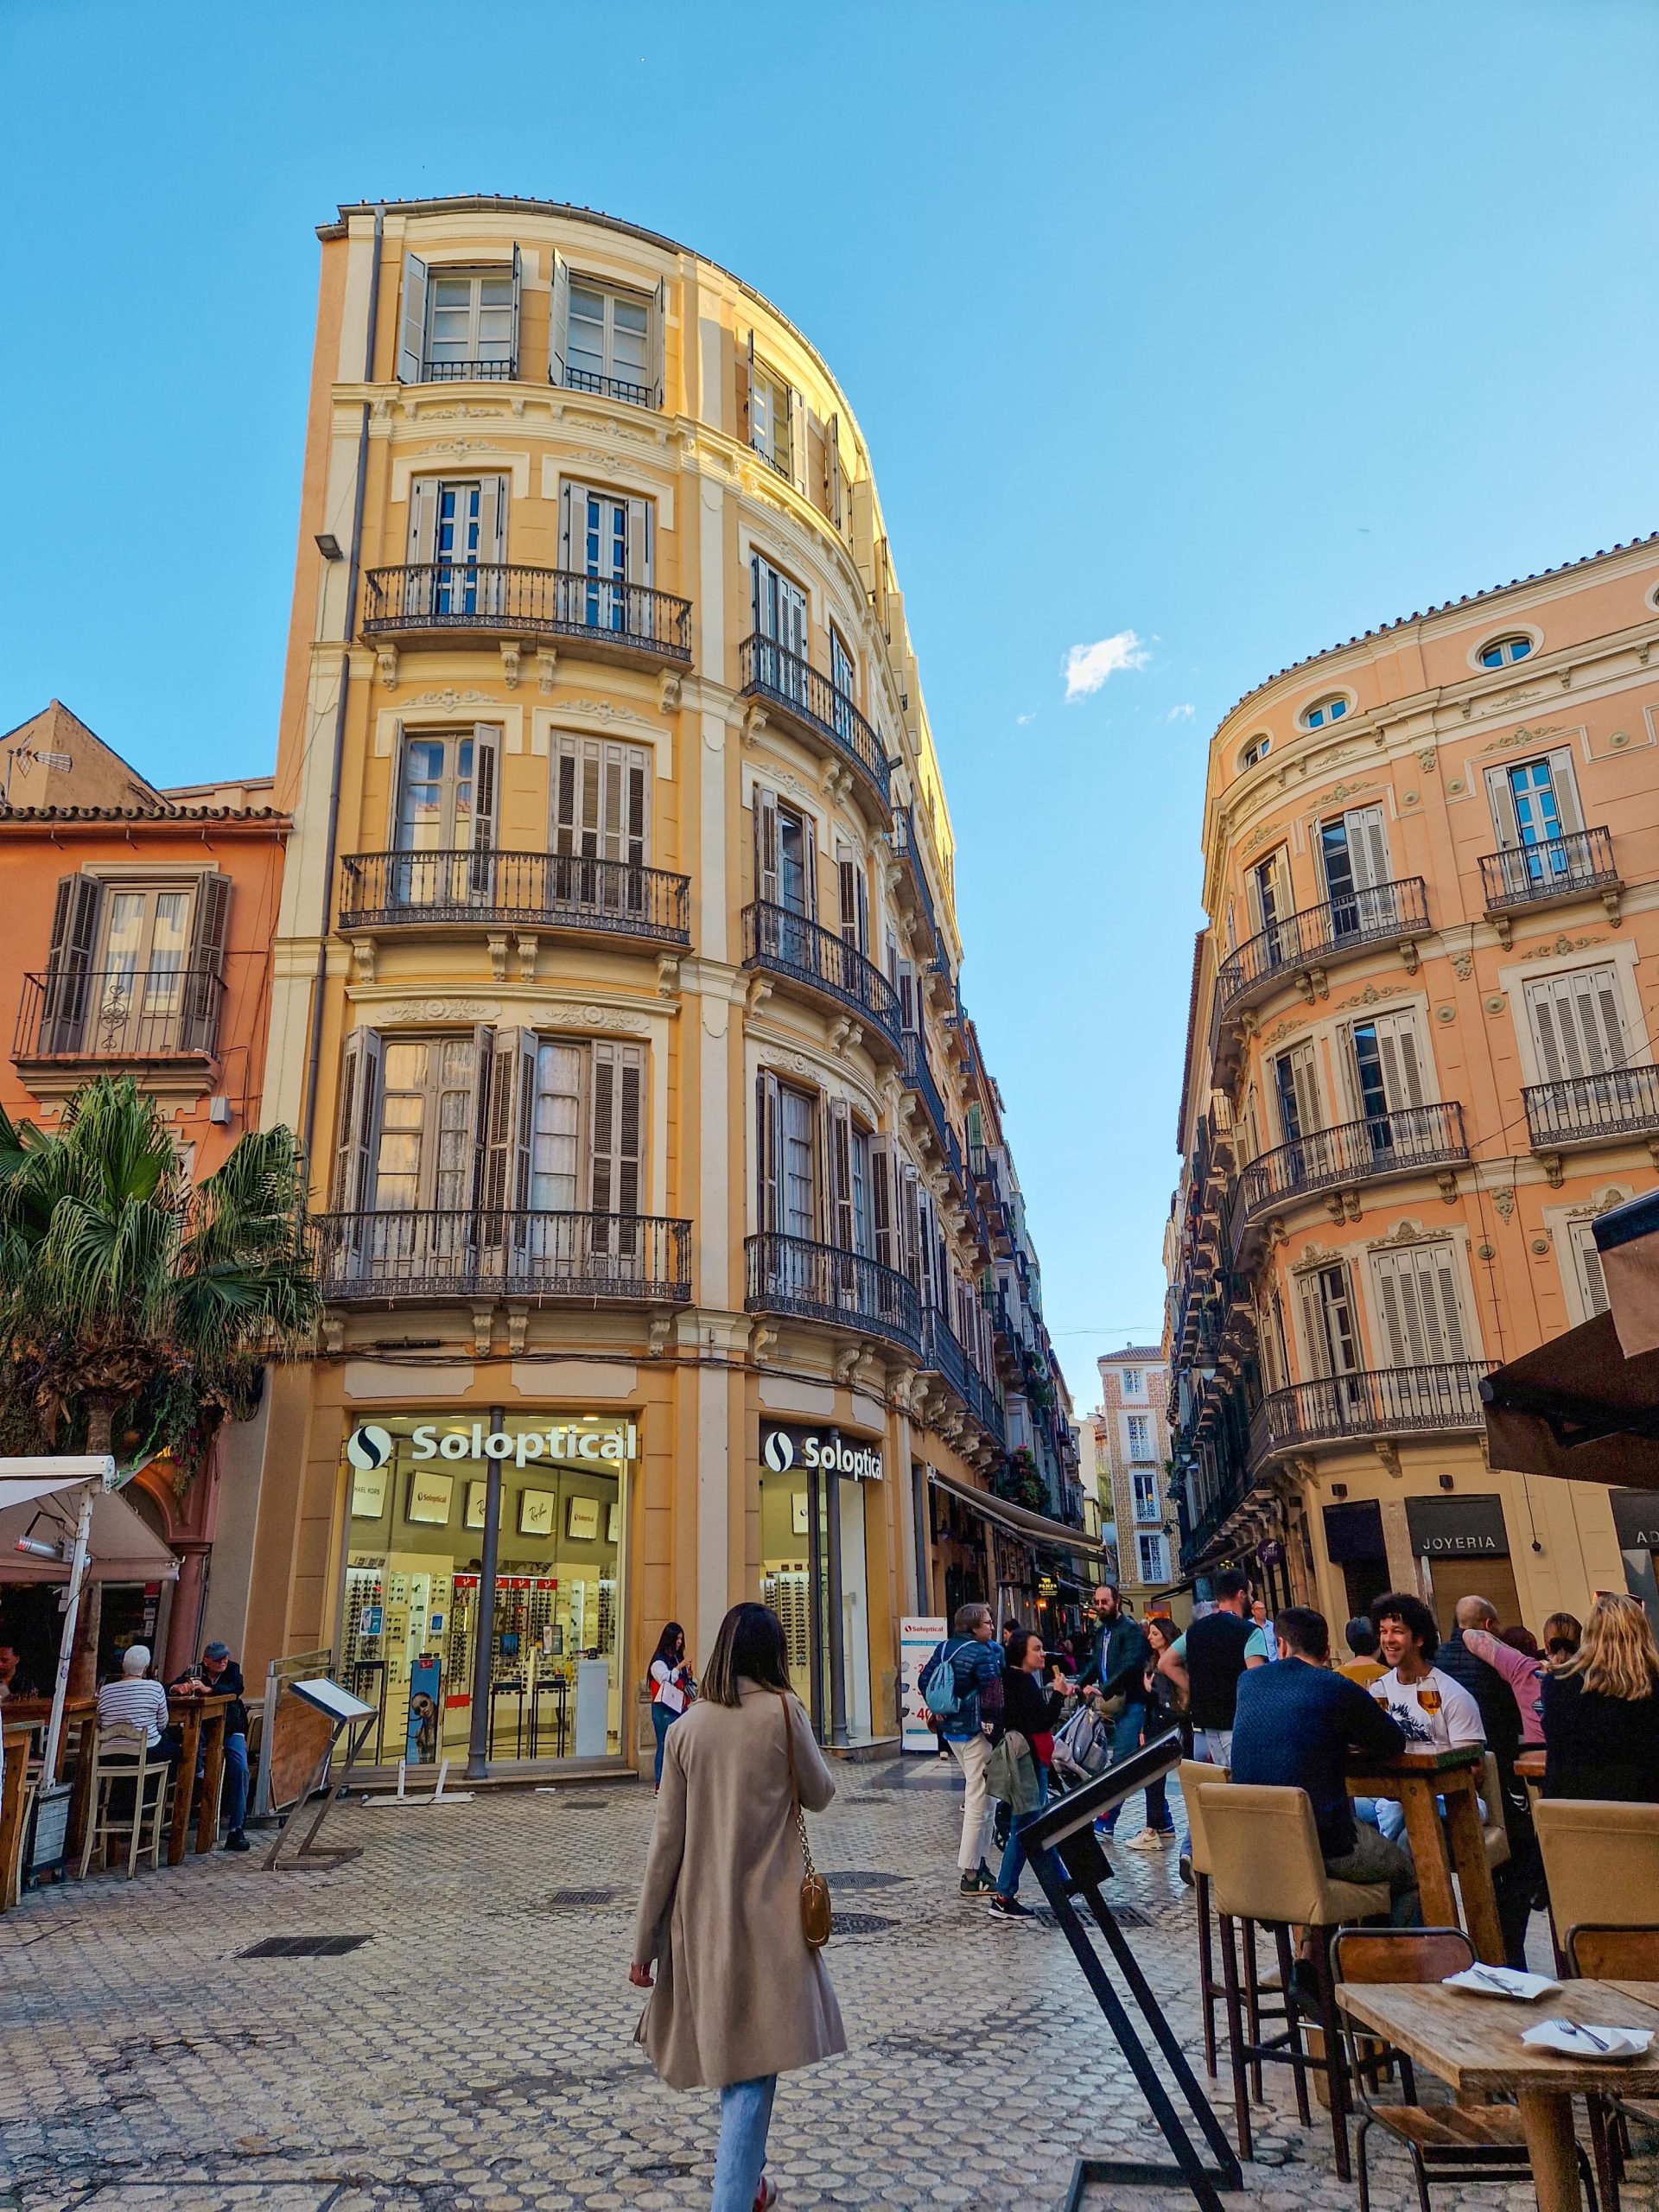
899 1615 948 1755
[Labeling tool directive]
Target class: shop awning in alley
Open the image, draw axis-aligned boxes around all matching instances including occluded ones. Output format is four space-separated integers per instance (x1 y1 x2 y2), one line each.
1480 1311 1659 1491
926 1467 1109 1562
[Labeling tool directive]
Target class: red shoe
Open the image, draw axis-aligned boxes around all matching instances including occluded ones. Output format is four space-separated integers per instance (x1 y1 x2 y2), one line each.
753 2181 779 2211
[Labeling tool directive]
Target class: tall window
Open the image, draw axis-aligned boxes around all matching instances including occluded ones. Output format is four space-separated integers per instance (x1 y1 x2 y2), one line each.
558 483 652 624
425 270 517 379
1127 1413 1152 1460
753 789 816 919
552 735 649 870
1524 966 1628 1083
372 1037 480 1212
1347 1010 1427 1123
1300 1263 1361 1378
565 284 651 404
1132 1468 1160 1521
1370 1243 1467 1367
1122 1367 1144 1396
748 355 791 475
1319 804 1391 934
41 869 229 1058
394 729 498 855
1136 1533 1167 1585
1272 1042 1320 1143
751 556 809 703
406 478 506 612
1567 1219 1611 1319
1485 748 1585 889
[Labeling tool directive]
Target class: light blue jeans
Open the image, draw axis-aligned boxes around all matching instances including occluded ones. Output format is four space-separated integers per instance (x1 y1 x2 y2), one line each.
712 2073 777 2211
995 1767 1050 1898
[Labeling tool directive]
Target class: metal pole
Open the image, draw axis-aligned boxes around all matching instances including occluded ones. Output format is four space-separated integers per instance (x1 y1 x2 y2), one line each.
804 1462 824 1742
42 1485 96 1783
464 1408 505 1783
825 1472 848 1751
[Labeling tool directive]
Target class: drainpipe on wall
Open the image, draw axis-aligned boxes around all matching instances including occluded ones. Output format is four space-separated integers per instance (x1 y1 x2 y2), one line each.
301 203 384 1169
465 1407 507 1783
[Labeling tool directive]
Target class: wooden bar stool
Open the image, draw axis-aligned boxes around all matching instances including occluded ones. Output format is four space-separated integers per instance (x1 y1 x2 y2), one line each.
1205 1782 1391 2179
78 1724 171 1879
1536 1801 1659 1971
1179 1758 1232 2078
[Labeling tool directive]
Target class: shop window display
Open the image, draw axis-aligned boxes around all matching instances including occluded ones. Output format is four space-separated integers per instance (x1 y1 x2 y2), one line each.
340 1411 632 1764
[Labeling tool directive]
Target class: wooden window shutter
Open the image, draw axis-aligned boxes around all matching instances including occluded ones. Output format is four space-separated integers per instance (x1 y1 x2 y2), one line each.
333 1028 383 1211
480 1028 533 1216
471 727 499 853
828 1100 855 1254
590 1041 643 1217
899 1162 923 1290
558 479 585 569
1372 1011 1427 1109
1297 1271 1330 1380
44 872 102 1052
1527 967 1624 1080
397 253 429 384
966 1102 983 1152
1547 748 1585 836
736 329 754 442
869 1136 895 1272
825 411 843 528
836 850 859 948
407 476 439 564
649 276 665 409
756 1071 781 1231
626 496 652 588
509 244 522 377
548 250 570 385
184 874 232 1050
1485 764 1522 849
479 476 508 567
624 751 648 868
787 385 807 493
1344 805 1390 891
553 736 579 856
754 786 780 906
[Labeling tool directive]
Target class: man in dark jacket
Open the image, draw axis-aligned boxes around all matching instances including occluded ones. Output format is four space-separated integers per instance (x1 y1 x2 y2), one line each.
172 1641 251 1852
1076 1585 1174 1846
1438 1594 1537 1967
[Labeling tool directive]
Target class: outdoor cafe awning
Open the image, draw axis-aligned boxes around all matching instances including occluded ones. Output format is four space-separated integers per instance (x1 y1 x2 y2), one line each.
926 1466 1109 1562
1481 1310 1659 1492
0 1462 179 1586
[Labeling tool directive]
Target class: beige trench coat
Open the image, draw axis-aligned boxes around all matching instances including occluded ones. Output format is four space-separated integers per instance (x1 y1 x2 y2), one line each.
631 1677 847 2090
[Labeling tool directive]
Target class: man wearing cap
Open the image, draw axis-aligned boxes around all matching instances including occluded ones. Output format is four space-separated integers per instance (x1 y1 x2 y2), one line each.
172 1642 251 1852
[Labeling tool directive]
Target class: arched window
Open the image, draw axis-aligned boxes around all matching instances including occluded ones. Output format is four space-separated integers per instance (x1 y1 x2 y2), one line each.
1302 695 1349 730
1478 634 1534 670
1239 735 1271 770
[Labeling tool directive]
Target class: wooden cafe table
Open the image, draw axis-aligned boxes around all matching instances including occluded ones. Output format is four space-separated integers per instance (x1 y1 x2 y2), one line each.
168 1691 232 1866
1345 1744 1505 1965
2 1721 33 1910
3 1695 99 1866
1339 1976 1659 2212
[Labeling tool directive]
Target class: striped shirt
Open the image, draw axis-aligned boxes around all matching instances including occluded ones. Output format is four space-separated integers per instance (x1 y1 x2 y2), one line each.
97 1677 170 1746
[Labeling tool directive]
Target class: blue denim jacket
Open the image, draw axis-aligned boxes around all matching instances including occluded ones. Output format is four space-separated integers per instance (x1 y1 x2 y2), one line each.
925 1635 1005 1741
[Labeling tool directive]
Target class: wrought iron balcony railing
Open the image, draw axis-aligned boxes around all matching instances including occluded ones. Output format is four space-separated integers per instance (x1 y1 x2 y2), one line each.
892 806 946 964
1523 1065 1659 1149
1252 1361 1491 1457
1217 878 1430 1014
744 1231 921 1356
739 636 891 811
900 1031 964 1180
560 365 652 408
1239 1102 1468 1217
742 903 904 1052
1479 827 1619 913
338 850 691 944
922 1312 1006 1445
418 357 517 382
362 563 692 661
16 968 224 1062
315 1210 692 1305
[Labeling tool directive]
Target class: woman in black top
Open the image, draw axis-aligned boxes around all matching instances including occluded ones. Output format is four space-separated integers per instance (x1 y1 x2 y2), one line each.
989 1628 1068 1919
1541 1593 1659 1803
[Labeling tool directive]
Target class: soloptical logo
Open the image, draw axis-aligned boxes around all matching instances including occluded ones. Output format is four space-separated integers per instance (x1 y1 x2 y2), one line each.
762 1428 796 1474
346 1424 395 1471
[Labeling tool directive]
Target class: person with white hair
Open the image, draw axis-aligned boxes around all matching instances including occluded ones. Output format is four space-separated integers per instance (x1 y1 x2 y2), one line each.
95 1643 170 1747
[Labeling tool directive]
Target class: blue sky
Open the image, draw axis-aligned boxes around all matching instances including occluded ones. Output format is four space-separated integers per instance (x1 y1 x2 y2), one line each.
4 3 1657 1408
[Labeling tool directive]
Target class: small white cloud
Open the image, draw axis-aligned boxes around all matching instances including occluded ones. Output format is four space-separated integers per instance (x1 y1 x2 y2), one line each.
1015 710 1036 728
1166 702 1195 721
1063 631 1149 699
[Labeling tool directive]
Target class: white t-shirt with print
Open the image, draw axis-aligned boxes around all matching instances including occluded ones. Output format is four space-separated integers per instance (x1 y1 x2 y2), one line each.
1369 1666 1483 1753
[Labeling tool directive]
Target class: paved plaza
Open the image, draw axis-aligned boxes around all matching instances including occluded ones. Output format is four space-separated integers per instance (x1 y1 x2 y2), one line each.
2 1764 1648 2212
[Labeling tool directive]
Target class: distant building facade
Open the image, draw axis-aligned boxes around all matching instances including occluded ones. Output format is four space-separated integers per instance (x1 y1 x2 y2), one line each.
1096 1346 1174 1614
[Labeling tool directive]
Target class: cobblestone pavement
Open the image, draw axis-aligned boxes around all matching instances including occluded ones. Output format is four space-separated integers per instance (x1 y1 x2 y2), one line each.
3 1764 1653 2211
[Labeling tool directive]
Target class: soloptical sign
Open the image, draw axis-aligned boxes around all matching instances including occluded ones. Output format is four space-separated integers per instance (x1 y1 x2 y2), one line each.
759 1421 884 1482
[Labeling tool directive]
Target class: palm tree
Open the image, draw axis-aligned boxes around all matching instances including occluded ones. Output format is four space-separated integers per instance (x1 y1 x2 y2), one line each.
0 1075 319 1463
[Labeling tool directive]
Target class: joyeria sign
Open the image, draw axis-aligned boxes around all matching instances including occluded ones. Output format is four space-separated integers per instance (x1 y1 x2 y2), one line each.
760 1421 884 1482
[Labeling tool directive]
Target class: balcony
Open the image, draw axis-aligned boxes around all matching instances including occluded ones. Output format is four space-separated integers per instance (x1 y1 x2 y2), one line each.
315 1210 692 1306
1479 827 1621 938
361 564 692 669
1252 1361 1490 1459
338 850 691 948
1237 1103 1469 1228
892 806 949 971
559 365 653 409
901 1031 965 1183
742 903 904 1058
745 1231 921 1356
1524 1065 1659 1164
739 637 892 820
1217 878 1431 1019
16 968 224 1066
922 1312 1006 1446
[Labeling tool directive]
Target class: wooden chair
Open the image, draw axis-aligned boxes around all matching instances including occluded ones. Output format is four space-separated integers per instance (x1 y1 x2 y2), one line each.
1565 1924 1659 2212
1332 1925 1600 2212
1475 1752 1510 1873
1204 1782 1390 2178
78 1723 171 1879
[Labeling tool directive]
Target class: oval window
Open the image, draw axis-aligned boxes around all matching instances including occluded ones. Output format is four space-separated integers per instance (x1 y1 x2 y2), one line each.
1303 695 1349 730
1239 735 1271 770
1478 634 1534 670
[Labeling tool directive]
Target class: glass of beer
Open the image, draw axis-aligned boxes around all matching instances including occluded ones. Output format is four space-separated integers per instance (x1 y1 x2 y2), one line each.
1419 1687 1442 1717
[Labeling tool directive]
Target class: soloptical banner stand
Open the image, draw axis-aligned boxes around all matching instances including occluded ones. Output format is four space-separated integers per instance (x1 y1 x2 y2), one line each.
1024 1732 1243 2212
261 1679 378 1872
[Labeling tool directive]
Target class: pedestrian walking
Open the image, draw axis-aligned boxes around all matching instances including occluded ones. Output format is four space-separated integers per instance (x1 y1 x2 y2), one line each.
918 1602 1006 1894
1156 1568 1257 1768
988 1626 1067 1919
647 1620 695 1793
630 1601 844 2212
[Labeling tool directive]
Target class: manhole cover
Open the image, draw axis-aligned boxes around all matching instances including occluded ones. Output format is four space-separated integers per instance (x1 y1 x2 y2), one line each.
240 1935 370 1958
545 1887 620 1907
829 1911 896 1936
1030 1902 1149 1929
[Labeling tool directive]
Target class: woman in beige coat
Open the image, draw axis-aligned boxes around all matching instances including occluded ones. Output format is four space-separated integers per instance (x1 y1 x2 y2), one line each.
630 1602 845 2212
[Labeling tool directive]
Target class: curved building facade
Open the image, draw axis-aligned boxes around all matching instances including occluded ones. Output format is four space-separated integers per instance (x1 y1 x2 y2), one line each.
1169 535 1659 1635
249 197 1084 1769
